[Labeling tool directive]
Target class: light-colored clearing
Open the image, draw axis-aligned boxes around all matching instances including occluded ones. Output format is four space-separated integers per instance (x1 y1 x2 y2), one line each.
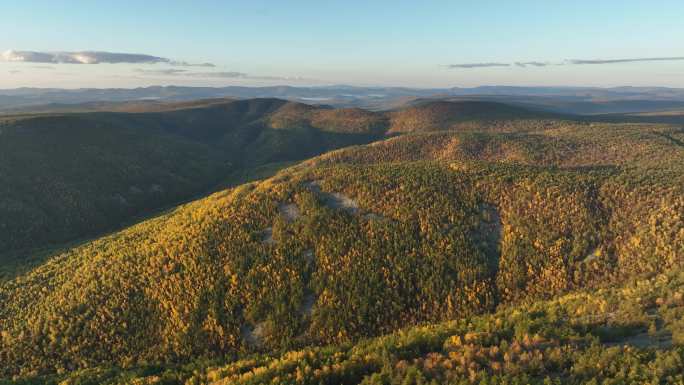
241 323 266 348
279 202 301 222
261 227 275 245
306 180 359 213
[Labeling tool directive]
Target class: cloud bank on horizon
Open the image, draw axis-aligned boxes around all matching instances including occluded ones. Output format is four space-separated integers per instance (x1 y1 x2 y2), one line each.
132 68 311 81
568 57 684 65
448 56 684 69
446 63 510 69
1 50 215 67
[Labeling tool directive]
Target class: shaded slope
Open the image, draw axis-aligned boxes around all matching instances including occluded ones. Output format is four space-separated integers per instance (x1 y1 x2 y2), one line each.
0 99 386 255
0 115 228 254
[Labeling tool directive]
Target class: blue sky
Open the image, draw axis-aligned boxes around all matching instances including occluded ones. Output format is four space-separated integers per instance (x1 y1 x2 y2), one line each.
1 0 683 88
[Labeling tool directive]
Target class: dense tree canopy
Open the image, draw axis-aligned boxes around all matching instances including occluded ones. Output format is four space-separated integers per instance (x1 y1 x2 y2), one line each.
1 101 682 384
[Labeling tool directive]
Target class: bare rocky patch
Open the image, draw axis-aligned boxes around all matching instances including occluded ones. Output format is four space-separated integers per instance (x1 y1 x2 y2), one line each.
479 204 503 238
261 227 275 245
326 192 359 213
306 180 359 214
241 323 267 348
279 202 301 222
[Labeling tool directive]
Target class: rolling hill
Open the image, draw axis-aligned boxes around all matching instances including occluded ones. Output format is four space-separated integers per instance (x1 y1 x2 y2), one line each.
0 110 682 382
0 98 239 115
0 98 390 257
4 85 684 113
0 99 570 258
386 100 562 133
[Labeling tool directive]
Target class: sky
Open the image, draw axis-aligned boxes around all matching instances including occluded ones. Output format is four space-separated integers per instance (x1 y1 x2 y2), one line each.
1 0 683 89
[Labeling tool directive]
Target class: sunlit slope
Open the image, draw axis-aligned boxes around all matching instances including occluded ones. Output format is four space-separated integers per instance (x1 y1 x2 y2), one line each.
306 123 684 170
267 102 389 134
8 257 684 384
1 157 681 376
386 100 566 133
174 265 684 385
0 97 239 115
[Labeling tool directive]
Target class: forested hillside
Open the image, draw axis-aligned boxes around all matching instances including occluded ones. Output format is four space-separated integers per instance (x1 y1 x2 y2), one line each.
1 99 682 384
0 99 569 257
35 263 683 384
0 98 387 256
1 117 682 381
386 101 564 133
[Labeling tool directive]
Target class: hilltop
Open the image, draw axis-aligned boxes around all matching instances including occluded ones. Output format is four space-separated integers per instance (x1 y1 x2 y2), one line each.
0 98 238 115
387 100 564 133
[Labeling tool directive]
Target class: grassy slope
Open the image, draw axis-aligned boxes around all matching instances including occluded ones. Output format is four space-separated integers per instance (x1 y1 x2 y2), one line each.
0 118 682 382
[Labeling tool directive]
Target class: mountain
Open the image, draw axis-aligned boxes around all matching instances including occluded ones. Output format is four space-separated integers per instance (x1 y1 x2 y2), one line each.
1 112 681 381
386 100 564 133
0 98 238 114
0 98 386 258
5 85 684 114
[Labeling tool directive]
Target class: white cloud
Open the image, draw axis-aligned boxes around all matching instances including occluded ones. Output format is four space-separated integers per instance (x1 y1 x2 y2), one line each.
1 50 214 67
133 68 310 81
446 62 510 69
568 57 684 65
446 56 684 69
134 68 189 75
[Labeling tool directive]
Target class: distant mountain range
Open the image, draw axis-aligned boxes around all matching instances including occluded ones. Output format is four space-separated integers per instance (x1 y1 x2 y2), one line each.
3 85 684 114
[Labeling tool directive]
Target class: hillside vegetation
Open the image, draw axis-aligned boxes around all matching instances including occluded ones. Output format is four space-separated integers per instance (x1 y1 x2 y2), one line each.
1 119 682 379
36 263 684 385
0 99 572 257
386 101 566 133
0 100 682 384
0 98 387 256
